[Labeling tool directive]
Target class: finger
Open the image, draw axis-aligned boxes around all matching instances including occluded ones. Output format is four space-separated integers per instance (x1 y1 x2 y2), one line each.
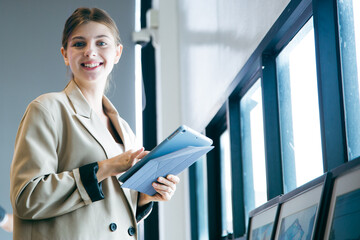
131 147 144 159
166 174 180 184
153 182 175 200
157 177 176 190
153 181 173 193
126 149 143 166
152 185 172 200
149 192 165 202
137 150 149 159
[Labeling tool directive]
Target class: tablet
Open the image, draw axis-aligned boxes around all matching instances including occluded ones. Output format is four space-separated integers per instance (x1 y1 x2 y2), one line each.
118 125 213 182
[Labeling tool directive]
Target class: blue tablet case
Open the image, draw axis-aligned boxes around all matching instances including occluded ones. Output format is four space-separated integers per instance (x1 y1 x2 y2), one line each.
118 125 213 184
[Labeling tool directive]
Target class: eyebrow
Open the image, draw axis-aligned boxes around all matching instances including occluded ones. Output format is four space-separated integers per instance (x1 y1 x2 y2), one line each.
71 35 111 41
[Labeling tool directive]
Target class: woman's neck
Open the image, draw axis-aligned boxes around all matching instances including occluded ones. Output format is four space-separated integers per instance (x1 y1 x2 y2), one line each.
73 78 106 115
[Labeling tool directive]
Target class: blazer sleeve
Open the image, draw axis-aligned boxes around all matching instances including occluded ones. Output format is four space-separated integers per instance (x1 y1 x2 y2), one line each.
10 101 95 220
136 202 153 222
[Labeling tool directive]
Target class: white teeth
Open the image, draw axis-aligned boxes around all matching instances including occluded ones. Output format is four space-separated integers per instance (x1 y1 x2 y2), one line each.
83 63 100 68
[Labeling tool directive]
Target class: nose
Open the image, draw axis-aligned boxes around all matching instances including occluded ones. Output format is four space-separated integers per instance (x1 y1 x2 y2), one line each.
84 44 97 57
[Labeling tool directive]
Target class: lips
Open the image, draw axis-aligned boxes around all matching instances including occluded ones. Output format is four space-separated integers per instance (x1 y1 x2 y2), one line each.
81 62 103 69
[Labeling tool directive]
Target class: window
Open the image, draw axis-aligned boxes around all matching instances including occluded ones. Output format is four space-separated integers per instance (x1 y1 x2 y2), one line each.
189 1 358 239
203 109 234 239
189 157 209 240
240 80 267 219
276 17 323 193
338 0 360 160
219 129 233 236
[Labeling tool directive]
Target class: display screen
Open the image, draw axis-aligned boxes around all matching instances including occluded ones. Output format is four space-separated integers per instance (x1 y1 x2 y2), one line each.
329 188 360 239
278 205 317 240
252 222 273 240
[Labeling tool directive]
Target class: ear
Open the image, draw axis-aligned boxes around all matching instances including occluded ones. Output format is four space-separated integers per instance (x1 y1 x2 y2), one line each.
114 44 123 64
61 47 69 66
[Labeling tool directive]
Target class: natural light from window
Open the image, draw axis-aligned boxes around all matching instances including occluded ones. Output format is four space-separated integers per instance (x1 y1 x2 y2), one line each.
277 17 323 192
338 0 360 160
220 129 233 236
249 83 267 207
135 0 143 143
240 80 267 216
354 0 360 84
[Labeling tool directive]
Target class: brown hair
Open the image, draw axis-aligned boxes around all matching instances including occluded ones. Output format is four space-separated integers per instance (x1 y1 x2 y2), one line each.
62 7 121 50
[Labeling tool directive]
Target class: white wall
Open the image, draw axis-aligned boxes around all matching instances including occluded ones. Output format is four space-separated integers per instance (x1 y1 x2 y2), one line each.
154 0 290 239
153 1 191 240
179 0 290 132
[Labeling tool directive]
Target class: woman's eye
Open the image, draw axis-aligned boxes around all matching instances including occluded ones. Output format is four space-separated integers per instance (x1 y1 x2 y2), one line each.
73 42 85 47
98 41 107 46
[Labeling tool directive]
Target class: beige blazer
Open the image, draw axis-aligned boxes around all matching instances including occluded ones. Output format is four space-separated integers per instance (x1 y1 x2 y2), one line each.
10 81 146 240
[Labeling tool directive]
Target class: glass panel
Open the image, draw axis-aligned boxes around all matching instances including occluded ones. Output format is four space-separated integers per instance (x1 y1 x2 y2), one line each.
189 157 209 240
240 80 267 220
276 17 323 193
220 129 233 236
338 0 360 160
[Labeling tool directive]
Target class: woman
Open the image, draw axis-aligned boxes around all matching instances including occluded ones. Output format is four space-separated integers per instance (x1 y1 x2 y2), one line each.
10 8 179 240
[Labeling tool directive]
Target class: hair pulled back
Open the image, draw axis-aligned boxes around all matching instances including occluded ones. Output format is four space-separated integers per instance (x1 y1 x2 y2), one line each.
62 7 121 50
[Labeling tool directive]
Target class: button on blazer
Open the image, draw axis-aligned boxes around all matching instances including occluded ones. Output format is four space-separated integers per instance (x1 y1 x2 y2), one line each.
10 81 147 240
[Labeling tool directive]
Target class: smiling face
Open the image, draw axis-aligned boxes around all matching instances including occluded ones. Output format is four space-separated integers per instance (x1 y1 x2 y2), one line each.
61 21 122 89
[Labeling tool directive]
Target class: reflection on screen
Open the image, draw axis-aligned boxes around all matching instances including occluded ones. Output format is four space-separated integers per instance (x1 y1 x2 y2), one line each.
252 222 273 240
278 205 317 240
329 188 360 240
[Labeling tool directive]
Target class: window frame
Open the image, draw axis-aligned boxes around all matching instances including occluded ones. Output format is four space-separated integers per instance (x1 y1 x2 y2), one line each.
335 0 360 161
189 0 349 239
205 103 231 240
265 9 324 194
313 0 347 170
229 69 264 239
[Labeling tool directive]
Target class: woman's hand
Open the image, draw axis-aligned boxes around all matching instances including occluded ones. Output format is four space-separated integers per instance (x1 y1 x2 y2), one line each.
138 174 180 207
1 214 13 232
96 148 149 182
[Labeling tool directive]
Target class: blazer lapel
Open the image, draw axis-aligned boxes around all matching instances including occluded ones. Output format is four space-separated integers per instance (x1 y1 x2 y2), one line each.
65 81 138 215
64 81 113 159
102 97 132 151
